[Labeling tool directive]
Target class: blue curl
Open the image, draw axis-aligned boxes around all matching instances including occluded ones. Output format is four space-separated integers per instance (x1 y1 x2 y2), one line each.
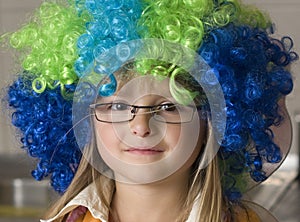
8 73 81 193
198 23 297 201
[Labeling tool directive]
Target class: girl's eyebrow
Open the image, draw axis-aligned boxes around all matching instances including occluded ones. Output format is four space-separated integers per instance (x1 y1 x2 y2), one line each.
96 96 132 104
96 95 178 104
96 96 116 103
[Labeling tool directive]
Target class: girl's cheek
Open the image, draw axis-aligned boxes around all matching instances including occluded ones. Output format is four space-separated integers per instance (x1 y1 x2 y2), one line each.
96 124 119 147
164 126 181 146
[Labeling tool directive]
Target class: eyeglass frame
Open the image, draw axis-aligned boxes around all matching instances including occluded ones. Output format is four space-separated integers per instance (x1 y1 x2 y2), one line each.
89 102 199 124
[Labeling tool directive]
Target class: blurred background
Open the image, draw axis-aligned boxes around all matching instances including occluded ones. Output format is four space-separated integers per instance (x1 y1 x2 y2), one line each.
0 0 299 221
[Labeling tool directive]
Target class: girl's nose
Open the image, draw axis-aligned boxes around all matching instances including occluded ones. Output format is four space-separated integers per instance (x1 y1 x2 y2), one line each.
129 112 151 138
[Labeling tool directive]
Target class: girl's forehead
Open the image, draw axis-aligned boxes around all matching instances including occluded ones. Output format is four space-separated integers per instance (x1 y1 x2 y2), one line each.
111 75 173 102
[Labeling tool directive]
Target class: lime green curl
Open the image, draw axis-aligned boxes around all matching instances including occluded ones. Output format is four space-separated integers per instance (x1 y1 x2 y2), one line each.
136 0 272 104
8 1 90 97
139 0 271 51
136 0 228 104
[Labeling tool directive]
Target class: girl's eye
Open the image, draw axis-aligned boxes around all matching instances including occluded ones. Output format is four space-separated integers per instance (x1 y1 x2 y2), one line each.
111 103 129 111
160 103 178 112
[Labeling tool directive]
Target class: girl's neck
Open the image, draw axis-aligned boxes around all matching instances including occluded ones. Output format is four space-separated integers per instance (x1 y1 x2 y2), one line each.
111 172 190 222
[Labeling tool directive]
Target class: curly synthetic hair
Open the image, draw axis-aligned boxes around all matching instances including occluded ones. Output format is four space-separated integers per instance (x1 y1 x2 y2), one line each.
73 0 143 77
198 24 297 200
138 0 272 51
7 72 81 193
7 1 89 98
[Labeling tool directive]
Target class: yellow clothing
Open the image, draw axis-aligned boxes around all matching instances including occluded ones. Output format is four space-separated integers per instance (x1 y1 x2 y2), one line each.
77 210 101 222
233 206 262 222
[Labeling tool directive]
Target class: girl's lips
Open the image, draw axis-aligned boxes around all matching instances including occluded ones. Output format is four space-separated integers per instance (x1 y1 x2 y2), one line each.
125 148 164 155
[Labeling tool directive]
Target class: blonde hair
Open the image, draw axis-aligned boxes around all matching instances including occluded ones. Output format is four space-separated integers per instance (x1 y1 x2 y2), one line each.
43 137 115 221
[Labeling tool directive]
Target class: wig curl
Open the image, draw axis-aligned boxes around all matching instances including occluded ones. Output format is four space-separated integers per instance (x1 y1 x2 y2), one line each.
198 24 297 200
8 1 89 97
8 72 81 193
74 0 143 77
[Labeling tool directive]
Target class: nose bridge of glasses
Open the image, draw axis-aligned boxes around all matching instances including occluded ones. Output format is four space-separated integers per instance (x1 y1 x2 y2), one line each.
131 105 158 116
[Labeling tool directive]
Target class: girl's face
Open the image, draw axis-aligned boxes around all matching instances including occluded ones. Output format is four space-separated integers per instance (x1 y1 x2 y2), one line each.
93 75 205 184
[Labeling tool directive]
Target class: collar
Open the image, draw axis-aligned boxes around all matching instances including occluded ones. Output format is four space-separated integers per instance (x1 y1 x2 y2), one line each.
41 182 199 222
40 182 112 222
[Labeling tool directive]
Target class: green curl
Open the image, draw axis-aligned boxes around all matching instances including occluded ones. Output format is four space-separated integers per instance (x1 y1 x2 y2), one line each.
134 0 273 110
139 0 215 50
169 67 199 106
8 1 90 97
136 0 272 98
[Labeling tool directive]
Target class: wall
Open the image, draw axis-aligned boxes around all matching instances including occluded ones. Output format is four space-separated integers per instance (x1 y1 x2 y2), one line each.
0 0 300 155
0 0 43 154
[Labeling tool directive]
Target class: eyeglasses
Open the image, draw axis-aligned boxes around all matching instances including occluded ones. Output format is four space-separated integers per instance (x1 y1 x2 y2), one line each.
89 102 196 124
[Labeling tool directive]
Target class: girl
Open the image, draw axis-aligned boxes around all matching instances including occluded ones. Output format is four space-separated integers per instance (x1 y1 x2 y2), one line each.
2 0 298 221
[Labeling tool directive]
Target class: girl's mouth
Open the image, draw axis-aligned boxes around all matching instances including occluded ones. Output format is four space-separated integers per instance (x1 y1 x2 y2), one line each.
125 147 164 155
